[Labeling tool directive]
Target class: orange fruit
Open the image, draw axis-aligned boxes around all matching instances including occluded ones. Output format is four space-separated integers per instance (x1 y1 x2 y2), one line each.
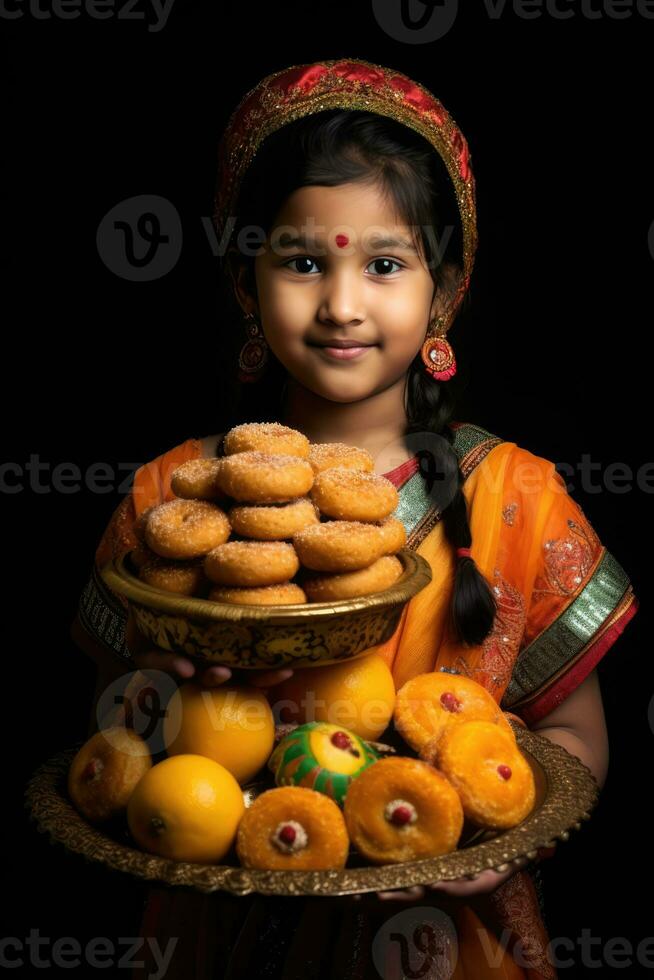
395 672 515 754
269 653 396 741
163 681 275 784
67 726 152 824
126 753 245 863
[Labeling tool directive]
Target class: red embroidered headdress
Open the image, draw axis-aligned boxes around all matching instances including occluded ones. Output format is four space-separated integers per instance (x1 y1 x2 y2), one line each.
213 57 478 336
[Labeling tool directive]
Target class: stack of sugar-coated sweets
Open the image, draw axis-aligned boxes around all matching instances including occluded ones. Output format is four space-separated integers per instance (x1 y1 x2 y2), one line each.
131 422 407 605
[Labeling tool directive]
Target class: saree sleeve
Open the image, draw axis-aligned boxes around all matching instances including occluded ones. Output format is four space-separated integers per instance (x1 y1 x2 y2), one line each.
500 460 639 726
75 437 203 667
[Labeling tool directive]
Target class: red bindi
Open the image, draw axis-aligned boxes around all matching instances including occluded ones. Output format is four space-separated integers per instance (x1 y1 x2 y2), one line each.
335 234 349 248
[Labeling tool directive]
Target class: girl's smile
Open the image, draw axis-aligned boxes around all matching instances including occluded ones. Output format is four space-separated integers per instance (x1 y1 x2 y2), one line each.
312 344 375 360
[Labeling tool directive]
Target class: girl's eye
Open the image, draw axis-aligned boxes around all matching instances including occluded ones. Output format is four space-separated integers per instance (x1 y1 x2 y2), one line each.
284 257 404 276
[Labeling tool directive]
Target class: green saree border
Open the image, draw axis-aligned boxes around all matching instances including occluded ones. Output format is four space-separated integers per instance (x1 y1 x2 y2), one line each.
503 548 633 708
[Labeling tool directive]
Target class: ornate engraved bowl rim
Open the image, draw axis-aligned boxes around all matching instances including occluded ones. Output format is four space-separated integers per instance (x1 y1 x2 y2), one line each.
100 548 432 624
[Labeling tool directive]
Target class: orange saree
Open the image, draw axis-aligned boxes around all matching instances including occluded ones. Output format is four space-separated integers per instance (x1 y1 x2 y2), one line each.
76 421 638 980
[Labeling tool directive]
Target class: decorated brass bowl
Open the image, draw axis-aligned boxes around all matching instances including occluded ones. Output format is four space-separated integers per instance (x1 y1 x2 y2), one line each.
100 547 432 669
24 721 599 897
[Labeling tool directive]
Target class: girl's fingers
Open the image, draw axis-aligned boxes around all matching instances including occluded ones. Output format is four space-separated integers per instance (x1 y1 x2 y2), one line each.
244 668 294 687
199 665 233 686
377 886 426 901
132 650 196 680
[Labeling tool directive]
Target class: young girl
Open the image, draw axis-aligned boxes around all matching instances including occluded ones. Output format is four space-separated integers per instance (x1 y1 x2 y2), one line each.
72 59 638 979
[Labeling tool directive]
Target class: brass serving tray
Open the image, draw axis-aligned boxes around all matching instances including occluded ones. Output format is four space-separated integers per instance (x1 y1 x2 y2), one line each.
100 548 432 669
24 721 598 896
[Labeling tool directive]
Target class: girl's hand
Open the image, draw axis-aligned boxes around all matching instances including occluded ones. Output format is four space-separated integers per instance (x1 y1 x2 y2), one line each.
126 609 293 688
352 849 552 902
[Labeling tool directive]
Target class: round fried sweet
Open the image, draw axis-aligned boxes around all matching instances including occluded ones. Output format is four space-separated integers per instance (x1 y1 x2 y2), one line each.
204 540 299 587
376 516 407 554
132 506 156 543
208 583 307 606
395 672 516 755
145 499 231 560
223 422 310 458
292 520 385 572
435 720 536 829
303 555 404 602
67 727 152 824
170 458 227 501
216 451 314 504
236 786 350 870
139 557 209 596
308 442 374 475
130 541 160 570
310 467 398 522
343 756 463 864
228 497 319 540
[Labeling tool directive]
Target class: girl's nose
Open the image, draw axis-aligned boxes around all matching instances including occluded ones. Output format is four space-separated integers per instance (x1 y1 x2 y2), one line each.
320 271 365 325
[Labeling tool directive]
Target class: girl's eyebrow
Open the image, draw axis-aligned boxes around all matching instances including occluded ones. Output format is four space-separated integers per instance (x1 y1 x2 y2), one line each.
275 232 418 254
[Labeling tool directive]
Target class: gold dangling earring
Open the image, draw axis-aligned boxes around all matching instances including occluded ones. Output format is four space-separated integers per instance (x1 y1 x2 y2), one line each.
238 310 269 383
420 316 457 381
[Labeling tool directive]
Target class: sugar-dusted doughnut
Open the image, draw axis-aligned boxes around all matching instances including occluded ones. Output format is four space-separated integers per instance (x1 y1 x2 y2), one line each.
132 506 156 543
308 442 374 475
303 555 404 602
215 451 314 504
130 541 160 570
170 458 227 501
145 499 231 560
434 720 536 829
395 672 515 755
208 583 307 606
223 422 310 458
204 540 299 587
310 467 398 522
376 515 407 554
235 785 350 870
228 497 320 540
343 756 464 864
139 557 209 596
292 520 385 572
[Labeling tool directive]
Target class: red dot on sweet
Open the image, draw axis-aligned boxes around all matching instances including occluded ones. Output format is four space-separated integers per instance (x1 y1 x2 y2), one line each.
440 692 462 713
331 731 352 750
82 758 102 781
497 764 512 780
390 805 413 826
279 824 297 844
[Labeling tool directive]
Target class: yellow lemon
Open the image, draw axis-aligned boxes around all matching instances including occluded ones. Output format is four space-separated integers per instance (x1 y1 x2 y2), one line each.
163 681 275 784
270 653 396 741
126 753 244 863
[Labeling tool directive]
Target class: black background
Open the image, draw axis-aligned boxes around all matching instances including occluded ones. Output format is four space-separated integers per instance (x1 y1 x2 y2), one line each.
5 2 652 977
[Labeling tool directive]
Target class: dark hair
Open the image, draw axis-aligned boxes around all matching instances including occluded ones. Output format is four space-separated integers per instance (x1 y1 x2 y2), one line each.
214 109 496 647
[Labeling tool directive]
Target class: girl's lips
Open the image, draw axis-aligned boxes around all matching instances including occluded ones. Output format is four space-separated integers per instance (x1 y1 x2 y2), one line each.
313 345 375 360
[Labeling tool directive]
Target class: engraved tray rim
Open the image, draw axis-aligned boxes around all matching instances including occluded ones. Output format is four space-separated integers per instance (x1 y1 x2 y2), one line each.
24 721 599 896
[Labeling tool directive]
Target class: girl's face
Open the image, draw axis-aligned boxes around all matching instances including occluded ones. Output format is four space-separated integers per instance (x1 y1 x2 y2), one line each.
251 181 440 403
